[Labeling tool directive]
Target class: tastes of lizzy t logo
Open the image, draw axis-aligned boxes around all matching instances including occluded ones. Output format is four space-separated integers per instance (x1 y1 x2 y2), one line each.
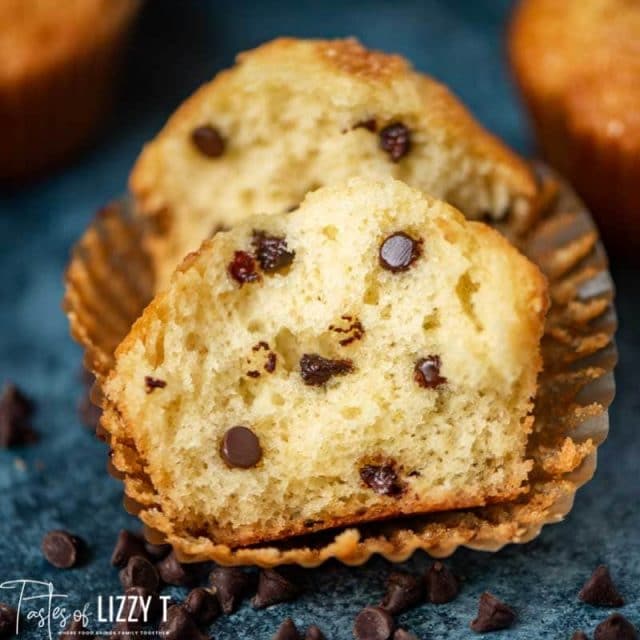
0 579 171 639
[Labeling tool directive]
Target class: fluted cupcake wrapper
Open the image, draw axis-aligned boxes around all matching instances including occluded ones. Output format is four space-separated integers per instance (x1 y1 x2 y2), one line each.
64 165 616 567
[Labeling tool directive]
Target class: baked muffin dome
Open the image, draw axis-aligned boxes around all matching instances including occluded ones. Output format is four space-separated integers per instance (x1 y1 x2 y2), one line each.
103 178 548 551
130 37 537 288
509 0 640 252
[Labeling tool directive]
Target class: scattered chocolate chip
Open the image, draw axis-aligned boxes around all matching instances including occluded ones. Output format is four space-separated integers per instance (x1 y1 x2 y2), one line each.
379 123 411 161
265 352 277 373
159 604 205 640
41 530 83 569
59 617 94 640
299 353 354 386
305 625 326 640
360 462 404 496
144 541 171 561
157 552 200 587
470 592 516 633
329 316 365 346
273 618 302 640
228 250 260 285
414 356 446 389
380 571 423 615
252 231 295 272
393 630 418 640
111 530 147 568
144 376 166 393
119 555 160 592
252 569 300 609
0 383 38 447
221 426 262 468
579 565 624 607
191 125 225 158
185 587 219 626
425 561 459 604
594 614 638 640
354 606 395 640
0 603 17 638
379 232 421 272
124 586 161 623
354 118 377 132
210 566 251 614
572 632 589 640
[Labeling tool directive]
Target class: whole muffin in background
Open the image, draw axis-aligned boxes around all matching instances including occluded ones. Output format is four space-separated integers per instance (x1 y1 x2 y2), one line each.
508 0 640 254
0 0 141 183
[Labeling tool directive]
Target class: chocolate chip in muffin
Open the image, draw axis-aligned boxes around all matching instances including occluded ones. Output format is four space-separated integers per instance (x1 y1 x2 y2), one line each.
300 354 354 386
210 567 252 614
274 618 302 640
380 571 423 615
247 370 261 378
119 555 160 592
379 123 411 161
594 614 638 640
41 530 84 569
184 587 220 626
354 118 377 132
264 352 277 373
425 561 459 604
111 530 148 568
252 231 295 273
221 426 262 468
329 315 365 347
228 250 260 285
0 603 17 638
305 625 326 640
0 383 38 448
159 604 205 640
579 565 624 607
414 356 447 389
360 462 405 497
354 606 395 640
157 551 201 587
144 376 166 393
379 232 421 272
252 569 300 609
191 125 225 158
470 592 515 633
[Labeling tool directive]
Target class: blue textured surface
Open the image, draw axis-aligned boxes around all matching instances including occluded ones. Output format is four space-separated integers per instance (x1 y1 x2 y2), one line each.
0 1 638 638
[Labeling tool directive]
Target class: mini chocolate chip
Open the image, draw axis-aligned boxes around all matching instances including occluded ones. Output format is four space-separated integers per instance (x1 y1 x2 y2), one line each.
414 356 446 389
0 383 38 447
253 341 270 351
360 463 405 496
470 592 515 633
305 625 326 640
273 618 302 640
328 316 365 346
393 631 418 640
354 606 395 640
265 352 277 373
380 571 422 614
594 614 638 640
252 231 295 272
210 566 251 614
59 617 94 640
247 370 261 378
41 530 83 569
228 250 260 285
159 604 205 640
157 552 200 587
354 118 377 132
0 603 17 638
299 353 354 386
221 426 262 468
144 541 171 561
379 232 421 272
252 569 300 609
119 555 160 592
191 125 225 158
111 530 147 568
185 587 219 626
379 123 411 161
425 561 459 604
572 633 589 640
579 565 624 607
145 376 166 393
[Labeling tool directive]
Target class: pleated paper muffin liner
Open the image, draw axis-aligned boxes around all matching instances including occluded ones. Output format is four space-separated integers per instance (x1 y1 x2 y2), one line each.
64 166 617 567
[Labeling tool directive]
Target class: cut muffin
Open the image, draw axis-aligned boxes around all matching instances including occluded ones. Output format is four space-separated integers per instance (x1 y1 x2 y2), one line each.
131 37 537 288
103 178 548 549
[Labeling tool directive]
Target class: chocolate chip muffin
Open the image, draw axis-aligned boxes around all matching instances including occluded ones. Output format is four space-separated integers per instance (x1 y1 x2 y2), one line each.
0 0 141 182
130 37 538 289
103 177 548 550
509 0 640 253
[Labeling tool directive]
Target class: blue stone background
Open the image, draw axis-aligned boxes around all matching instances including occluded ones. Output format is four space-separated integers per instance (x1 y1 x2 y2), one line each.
0 1 638 638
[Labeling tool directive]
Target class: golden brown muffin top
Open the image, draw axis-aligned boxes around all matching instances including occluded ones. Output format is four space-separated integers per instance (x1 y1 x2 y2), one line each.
0 0 140 81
